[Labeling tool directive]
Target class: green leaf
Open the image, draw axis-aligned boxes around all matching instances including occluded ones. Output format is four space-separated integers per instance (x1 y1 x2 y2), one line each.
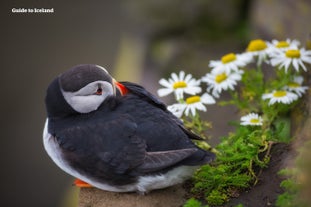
206 190 228 206
273 117 291 143
183 198 207 207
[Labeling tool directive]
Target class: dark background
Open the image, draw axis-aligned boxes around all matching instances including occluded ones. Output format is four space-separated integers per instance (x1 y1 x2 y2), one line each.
1 1 310 207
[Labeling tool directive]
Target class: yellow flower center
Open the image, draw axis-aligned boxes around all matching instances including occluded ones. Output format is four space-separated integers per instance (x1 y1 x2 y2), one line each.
221 53 237 64
276 41 289 48
215 73 227 83
285 49 301 58
186 96 201 104
247 39 267 52
273 90 287 97
250 119 260 124
173 81 187 89
288 82 300 88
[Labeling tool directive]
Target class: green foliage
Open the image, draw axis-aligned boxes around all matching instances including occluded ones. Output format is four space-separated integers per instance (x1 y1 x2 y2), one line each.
206 190 228 205
183 198 209 207
191 125 271 206
276 192 297 207
271 117 291 143
184 48 306 205
276 141 311 207
276 170 305 207
184 113 212 139
239 66 265 111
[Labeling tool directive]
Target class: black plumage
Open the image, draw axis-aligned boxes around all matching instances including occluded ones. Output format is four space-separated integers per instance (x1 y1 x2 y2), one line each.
44 64 215 191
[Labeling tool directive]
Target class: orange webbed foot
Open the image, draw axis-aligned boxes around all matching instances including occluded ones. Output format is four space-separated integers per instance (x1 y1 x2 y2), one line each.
73 178 93 188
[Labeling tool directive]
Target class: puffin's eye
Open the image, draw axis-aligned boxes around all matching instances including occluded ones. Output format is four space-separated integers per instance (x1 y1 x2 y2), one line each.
95 88 102 95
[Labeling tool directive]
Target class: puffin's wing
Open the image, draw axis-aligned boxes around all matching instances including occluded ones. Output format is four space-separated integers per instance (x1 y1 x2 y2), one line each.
55 114 197 175
120 81 204 140
120 81 167 110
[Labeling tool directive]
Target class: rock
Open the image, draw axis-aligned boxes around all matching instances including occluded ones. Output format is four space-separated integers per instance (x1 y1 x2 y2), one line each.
250 0 311 41
78 184 186 207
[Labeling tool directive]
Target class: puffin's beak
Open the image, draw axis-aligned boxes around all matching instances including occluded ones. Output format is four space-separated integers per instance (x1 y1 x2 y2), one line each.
113 79 128 96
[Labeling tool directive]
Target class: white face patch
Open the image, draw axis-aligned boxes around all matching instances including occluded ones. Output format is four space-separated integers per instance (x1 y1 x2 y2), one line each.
61 80 114 113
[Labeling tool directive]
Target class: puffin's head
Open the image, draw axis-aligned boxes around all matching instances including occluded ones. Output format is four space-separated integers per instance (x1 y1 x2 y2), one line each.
59 64 116 113
45 64 116 117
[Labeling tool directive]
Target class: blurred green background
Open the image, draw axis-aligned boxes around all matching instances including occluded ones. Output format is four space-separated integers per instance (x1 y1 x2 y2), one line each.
1 0 310 207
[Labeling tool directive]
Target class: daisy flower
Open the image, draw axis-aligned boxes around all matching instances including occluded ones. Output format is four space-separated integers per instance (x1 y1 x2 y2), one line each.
246 39 270 65
283 76 309 97
157 71 201 100
201 68 244 98
240 113 263 126
209 52 253 73
267 39 300 52
167 93 215 118
262 90 299 105
269 47 311 72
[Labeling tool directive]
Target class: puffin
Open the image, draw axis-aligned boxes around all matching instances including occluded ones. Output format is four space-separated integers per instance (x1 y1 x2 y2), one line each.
43 64 215 193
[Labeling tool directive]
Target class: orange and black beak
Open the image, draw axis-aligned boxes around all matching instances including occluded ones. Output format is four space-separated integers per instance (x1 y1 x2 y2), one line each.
113 79 128 96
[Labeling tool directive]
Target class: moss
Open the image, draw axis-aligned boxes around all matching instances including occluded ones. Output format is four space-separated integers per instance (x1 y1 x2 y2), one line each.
190 124 273 206
183 198 208 207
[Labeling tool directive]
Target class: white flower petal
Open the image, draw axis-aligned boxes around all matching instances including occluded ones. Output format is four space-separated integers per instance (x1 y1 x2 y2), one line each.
171 72 179 82
167 103 186 118
157 88 173 97
179 71 185 80
292 59 299 72
201 93 216 104
159 79 171 88
190 106 196 117
184 73 192 82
